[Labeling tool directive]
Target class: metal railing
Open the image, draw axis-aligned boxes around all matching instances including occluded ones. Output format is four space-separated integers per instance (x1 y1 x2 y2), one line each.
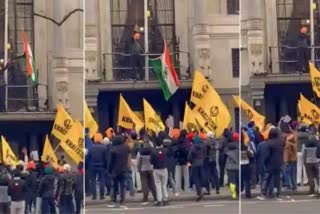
102 51 191 81
269 45 320 74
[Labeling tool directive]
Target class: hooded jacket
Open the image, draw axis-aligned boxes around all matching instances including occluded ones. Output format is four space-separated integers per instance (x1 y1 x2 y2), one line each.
205 137 219 162
137 143 153 172
284 133 297 162
297 129 309 152
108 136 130 176
39 173 56 199
188 142 205 167
265 129 285 171
173 131 190 165
303 135 320 164
224 141 239 170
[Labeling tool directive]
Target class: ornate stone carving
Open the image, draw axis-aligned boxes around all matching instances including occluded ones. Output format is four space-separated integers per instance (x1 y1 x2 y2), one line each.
85 52 99 80
197 48 211 77
56 81 69 109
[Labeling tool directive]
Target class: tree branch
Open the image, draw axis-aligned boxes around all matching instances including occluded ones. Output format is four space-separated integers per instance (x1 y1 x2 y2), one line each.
33 8 84 26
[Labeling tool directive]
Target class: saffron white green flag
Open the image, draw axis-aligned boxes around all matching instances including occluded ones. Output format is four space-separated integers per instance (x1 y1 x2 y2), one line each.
150 41 180 101
23 32 38 85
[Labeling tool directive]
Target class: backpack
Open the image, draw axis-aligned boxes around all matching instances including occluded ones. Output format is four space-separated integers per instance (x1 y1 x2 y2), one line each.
63 175 74 195
156 149 165 161
176 145 188 164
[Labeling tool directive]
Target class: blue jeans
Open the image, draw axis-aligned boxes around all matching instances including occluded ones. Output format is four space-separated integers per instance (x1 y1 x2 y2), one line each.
90 167 105 197
285 162 297 190
126 170 135 196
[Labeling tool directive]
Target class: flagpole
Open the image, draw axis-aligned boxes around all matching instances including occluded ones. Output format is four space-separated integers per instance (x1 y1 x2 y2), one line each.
311 0 315 63
4 0 9 111
144 0 149 81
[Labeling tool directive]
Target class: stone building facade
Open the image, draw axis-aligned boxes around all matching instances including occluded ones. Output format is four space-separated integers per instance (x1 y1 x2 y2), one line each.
0 0 84 155
85 0 240 131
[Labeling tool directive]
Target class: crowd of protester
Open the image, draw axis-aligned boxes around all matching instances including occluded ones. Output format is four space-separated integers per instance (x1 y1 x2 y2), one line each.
0 152 83 214
240 117 320 200
85 127 240 207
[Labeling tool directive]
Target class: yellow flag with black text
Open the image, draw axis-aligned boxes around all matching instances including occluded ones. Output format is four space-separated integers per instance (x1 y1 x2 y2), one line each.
309 62 320 98
41 135 58 168
84 101 98 138
233 95 265 130
143 99 165 134
118 95 144 132
1 136 18 166
183 102 203 132
298 94 320 125
51 104 74 141
59 121 84 164
190 71 231 136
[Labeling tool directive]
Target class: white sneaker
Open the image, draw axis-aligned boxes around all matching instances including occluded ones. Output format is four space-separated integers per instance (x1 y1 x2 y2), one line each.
107 203 117 208
141 201 149 205
257 195 266 201
308 194 316 198
174 193 180 197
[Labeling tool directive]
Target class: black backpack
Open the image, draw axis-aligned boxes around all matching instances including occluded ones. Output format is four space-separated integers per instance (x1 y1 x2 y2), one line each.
63 175 74 196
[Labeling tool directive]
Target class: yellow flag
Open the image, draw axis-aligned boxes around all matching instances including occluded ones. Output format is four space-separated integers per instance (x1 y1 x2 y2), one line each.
190 71 231 136
309 62 320 98
299 94 320 125
233 95 265 130
59 121 84 164
183 102 202 132
1 136 18 166
118 95 144 132
143 99 165 134
84 101 98 138
51 104 74 141
261 123 272 140
41 135 58 168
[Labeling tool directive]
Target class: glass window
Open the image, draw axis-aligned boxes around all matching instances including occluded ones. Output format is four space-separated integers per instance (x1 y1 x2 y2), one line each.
232 48 239 78
227 0 239 15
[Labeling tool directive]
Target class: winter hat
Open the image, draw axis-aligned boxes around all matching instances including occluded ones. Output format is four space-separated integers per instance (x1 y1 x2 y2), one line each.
94 133 103 143
63 164 71 172
248 121 255 129
102 137 110 145
26 161 36 170
187 132 195 141
44 166 53 175
171 128 181 140
233 132 239 142
199 132 207 140
193 135 201 144
207 131 214 138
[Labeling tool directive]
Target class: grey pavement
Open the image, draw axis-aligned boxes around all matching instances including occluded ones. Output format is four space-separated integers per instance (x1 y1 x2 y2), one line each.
241 194 320 214
85 200 240 214
85 187 234 206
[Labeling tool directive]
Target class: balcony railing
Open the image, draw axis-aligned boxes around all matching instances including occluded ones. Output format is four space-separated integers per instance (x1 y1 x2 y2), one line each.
269 45 320 74
102 51 191 81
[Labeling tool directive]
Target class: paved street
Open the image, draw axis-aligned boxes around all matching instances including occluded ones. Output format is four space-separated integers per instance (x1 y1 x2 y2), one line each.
85 200 239 214
241 195 320 214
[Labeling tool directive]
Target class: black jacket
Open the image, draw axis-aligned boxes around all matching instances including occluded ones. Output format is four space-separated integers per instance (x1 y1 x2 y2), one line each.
74 171 84 199
151 147 167 169
188 143 205 167
25 170 38 199
39 174 56 199
173 139 190 166
108 136 130 177
8 178 26 201
265 137 285 171
87 143 108 169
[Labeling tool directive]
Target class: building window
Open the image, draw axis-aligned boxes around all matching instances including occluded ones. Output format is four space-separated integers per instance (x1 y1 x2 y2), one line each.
232 48 239 78
227 0 239 15
110 0 177 80
8 0 34 55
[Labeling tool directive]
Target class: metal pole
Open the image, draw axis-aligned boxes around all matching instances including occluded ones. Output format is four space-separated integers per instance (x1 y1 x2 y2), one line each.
311 0 315 62
4 0 8 111
144 0 149 81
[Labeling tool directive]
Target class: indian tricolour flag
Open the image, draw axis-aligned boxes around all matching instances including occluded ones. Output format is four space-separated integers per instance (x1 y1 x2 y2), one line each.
22 32 38 85
150 41 180 101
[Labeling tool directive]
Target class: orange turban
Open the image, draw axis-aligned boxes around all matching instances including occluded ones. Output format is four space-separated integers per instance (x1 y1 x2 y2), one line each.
171 128 181 140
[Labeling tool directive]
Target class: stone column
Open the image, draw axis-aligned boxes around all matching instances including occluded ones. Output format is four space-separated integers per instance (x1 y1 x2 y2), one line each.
192 0 211 78
52 0 69 110
85 0 99 81
247 0 267 75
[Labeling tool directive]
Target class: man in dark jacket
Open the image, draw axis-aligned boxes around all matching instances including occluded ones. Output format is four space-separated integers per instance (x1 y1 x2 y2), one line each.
0 165 10 214
128 30 144 80
25 161 38 214
188 135 206 201
87 133 108 200
8 169 27 214
108 135 130 207
57 164 75 214
258 128 285 200
297 26 310 73
173 130 190 193
74 162 84 214
39 167 56 214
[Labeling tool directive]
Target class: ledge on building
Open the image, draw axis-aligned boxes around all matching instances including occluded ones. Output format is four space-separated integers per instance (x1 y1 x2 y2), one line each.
251 72 310 84
0 112 55 121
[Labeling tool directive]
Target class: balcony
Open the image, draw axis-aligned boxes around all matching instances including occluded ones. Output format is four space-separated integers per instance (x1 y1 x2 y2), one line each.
86 51 192 94
0 59 51 116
